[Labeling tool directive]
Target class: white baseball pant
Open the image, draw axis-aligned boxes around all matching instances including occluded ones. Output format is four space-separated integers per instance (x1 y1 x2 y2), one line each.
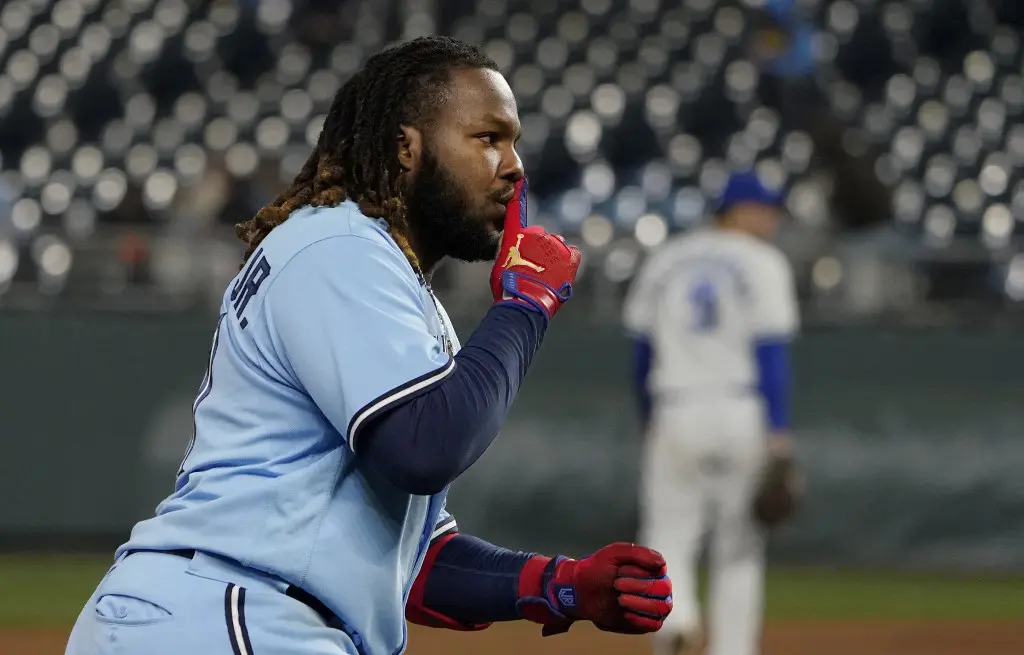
639 394 769 655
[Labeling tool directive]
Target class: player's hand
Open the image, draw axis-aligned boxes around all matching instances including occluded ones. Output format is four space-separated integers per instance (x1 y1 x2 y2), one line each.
516 542 673 636
490 177 582 320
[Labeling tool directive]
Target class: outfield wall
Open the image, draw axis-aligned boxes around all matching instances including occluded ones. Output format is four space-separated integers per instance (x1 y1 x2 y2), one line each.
2 310 1022 571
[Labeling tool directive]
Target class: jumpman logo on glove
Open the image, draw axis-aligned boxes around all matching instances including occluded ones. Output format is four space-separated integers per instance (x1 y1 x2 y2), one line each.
503 234 546 273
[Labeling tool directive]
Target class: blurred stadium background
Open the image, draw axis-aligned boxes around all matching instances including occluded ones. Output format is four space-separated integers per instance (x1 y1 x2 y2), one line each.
1 0 1023 653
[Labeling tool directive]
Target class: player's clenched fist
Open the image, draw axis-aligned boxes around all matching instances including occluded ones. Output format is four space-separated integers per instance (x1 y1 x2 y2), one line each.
515 542 673 636
491 177 582 319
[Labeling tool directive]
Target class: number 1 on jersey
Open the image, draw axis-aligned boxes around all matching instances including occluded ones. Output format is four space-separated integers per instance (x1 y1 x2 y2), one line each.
177 313 226 477
689 279 719 332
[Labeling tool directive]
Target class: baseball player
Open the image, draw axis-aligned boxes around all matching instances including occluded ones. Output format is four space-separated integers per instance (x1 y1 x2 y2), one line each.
65 37 673 655
623 171 799 655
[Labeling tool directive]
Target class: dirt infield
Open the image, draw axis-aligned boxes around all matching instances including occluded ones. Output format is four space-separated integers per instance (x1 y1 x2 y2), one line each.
7 620 1023 655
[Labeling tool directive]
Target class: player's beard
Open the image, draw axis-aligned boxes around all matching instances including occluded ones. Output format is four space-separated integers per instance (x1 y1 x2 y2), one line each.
405 150 501 263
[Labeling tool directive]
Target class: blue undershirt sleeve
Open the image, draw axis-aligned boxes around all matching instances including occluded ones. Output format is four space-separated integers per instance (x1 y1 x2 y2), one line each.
754 339 791 431
632 337 653 426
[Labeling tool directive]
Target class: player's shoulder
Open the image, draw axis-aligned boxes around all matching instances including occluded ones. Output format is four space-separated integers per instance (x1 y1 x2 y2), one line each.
638 231 698 270
750 239 791 277
253 201 414 279
223 201 420 323
641 228 722 273
713 231 790 271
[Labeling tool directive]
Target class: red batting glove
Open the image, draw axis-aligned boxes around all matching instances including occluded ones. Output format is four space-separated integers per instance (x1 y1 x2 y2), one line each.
515 542 673 636
490 177 582 320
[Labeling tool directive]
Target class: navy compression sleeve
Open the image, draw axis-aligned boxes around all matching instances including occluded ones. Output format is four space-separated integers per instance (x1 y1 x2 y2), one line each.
754 339 791 431
360 304 546 495
422 534 532 623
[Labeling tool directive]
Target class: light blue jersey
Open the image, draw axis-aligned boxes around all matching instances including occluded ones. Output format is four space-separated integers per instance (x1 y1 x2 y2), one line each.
117 201 461 655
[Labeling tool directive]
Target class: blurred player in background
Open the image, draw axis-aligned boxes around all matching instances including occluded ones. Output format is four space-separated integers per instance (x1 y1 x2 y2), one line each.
623 171 801 655
66 36 672 655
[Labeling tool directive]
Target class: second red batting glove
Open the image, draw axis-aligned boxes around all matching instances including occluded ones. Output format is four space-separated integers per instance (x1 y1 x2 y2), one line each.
490 177 582 320
515 542 673 636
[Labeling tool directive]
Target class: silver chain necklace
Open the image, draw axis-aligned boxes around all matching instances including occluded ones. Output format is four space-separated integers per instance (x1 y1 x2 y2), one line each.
425 285 454 357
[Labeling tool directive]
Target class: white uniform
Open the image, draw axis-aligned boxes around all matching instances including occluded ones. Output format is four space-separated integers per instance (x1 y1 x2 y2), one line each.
622 227 798 655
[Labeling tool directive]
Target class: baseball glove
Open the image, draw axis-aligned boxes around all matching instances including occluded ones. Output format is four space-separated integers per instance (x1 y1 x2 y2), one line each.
752 452 802 529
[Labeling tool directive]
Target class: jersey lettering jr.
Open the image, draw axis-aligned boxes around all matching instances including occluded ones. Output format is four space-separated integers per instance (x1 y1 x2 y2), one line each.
118 201 460 655
623 228 798 398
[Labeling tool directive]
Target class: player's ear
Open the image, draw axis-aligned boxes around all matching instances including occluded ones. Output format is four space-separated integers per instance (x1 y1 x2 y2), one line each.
397 124 423 174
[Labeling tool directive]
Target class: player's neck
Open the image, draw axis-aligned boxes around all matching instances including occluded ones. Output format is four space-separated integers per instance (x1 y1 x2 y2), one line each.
714 222 757 239
404 227 443 282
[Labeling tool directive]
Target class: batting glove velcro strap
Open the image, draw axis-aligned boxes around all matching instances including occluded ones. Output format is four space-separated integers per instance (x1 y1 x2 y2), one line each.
497 270 574 320
516 544 673 637
515 556 575 636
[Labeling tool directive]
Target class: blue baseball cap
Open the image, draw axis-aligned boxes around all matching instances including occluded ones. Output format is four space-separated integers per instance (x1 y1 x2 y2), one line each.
715 171 786 214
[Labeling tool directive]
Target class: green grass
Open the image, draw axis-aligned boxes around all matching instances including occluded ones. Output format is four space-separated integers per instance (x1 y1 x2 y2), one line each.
0 555 1021 629
763 568 1024 621
0 555 112 628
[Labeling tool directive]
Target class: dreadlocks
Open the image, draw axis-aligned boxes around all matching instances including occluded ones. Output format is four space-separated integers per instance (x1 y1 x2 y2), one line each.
235 36 498 277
